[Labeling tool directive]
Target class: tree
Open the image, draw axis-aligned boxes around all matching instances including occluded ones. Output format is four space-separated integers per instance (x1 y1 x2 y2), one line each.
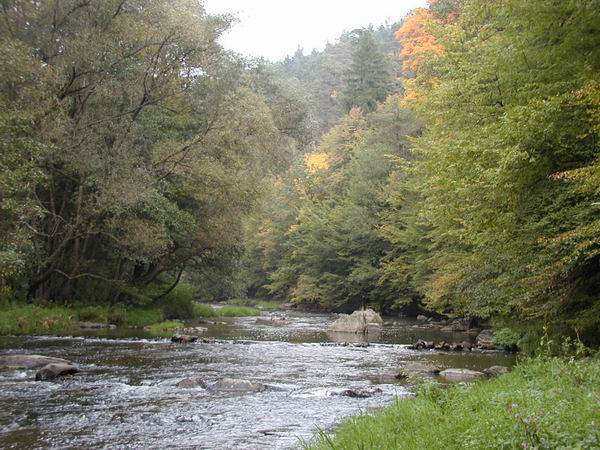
343 29 396 113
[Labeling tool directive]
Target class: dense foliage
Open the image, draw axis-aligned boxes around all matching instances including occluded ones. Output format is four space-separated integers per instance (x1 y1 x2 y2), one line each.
241 0 600 346
0 0 308 305
1 0 599 347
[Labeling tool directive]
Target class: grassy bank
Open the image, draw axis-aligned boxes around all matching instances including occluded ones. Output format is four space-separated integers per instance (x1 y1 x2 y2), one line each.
194 303 261 318
0 302 260 336
307 357 600 450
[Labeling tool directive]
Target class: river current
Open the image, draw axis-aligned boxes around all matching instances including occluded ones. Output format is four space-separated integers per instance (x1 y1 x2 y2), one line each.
0 312 517 449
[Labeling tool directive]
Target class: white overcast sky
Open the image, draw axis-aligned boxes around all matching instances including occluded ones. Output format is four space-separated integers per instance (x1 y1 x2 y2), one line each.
203 0 427 61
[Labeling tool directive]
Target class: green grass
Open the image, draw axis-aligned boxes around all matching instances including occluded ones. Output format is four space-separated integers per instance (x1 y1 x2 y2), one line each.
307 357 600 450
193 303 261 318
145 320 184 337
217 306 261 317
0 304 166 335
0 305 77 335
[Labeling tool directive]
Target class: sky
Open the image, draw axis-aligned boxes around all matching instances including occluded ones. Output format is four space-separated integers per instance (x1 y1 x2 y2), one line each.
203 0 427 62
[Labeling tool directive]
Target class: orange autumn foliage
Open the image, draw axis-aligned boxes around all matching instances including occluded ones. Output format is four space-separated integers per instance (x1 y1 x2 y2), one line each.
395 8 443 73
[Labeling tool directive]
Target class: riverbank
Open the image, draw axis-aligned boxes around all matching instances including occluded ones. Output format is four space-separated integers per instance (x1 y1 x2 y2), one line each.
308 357 600 450
0 303 261 337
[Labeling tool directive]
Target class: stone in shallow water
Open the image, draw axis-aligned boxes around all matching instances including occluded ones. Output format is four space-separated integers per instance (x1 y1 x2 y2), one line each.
439 368 486 381
335 387 383 398
329 309 383 334
396 362 441 379
207 378 267 393
176 376 208 389
35 363 79 381
0 354 72 370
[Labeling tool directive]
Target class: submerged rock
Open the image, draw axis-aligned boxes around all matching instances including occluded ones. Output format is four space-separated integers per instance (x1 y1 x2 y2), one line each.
255 317 289 326
181 327 208 335
329 308 383 334
35 363 79 381
79 322 116 330
171 335 198 344
483 365 510 377
207 378 267 393
439 368 486 381
334 387 383 398
176 376 208 389
0 354 72 370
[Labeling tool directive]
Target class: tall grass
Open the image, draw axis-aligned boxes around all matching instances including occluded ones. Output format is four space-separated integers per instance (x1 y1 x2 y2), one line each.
193 303 261 318
0 305 77 335
306 357 600 450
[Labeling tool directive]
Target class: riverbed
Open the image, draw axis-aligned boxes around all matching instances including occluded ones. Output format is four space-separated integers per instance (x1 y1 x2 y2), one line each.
0 312 517 449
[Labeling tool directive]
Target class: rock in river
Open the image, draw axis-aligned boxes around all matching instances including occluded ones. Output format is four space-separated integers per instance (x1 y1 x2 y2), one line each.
329 308 383 334
396 362 441 379
439 368 486 381
207 378 267 393
79 322 116 330
0 354 72 370
475 329 496 349
177 376 208 389
171 335 198 344
35 363 79 381
333 387 383 398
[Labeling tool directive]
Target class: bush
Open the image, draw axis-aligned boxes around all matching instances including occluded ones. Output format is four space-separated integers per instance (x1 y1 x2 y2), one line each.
76 306 109 323
108 307 128 326
193 303 217 318
159 283 196 320
493 327 522 351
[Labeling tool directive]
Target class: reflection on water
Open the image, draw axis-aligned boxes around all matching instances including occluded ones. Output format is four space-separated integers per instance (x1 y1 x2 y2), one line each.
0 311 517 449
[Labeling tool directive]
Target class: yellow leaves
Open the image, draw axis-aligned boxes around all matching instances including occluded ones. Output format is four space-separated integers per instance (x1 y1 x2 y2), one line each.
304 152 330 174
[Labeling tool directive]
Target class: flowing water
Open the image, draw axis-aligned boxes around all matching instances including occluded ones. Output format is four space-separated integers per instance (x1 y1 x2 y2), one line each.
0 312 517 449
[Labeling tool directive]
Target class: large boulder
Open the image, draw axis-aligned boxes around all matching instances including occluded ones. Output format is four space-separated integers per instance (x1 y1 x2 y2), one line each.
439 368 486 381
416 314 428 322
207 378 266 393
35 363 79 381
176 376 208 389
0 354 72 370
476 329 495 349
396 362 441 379
329 309 382 334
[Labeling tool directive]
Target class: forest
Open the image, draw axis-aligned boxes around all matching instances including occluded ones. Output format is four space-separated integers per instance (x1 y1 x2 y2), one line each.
3 0 598 348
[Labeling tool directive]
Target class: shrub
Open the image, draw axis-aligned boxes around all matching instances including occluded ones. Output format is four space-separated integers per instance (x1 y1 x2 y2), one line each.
493 327 522 351
159 283 196 320
76 306 109 323
193 303 217 318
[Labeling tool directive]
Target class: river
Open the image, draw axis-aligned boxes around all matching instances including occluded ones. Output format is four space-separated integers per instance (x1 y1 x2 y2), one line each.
0 311 517 449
